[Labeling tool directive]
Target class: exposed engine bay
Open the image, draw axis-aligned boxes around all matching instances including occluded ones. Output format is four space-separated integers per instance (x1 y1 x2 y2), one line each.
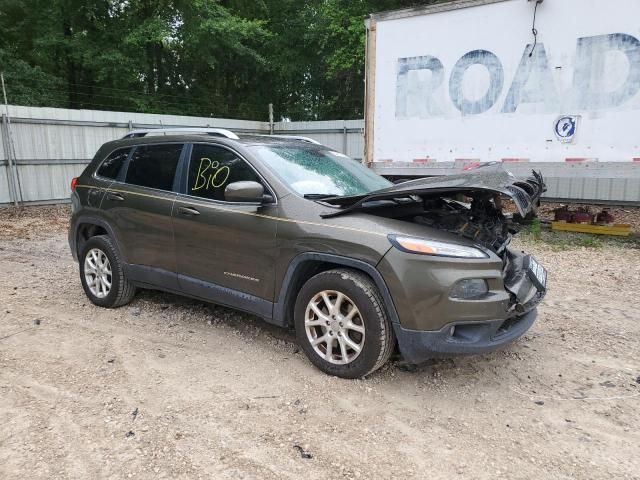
321 164 546 256
412 194 519 254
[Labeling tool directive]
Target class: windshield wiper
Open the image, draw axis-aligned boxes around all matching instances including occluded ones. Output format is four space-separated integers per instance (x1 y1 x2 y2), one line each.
303 193 341 200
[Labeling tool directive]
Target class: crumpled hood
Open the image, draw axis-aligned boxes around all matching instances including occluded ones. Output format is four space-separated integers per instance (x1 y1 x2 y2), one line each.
321 164 546 218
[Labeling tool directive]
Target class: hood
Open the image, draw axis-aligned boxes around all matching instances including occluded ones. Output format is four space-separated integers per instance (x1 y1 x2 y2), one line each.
321 163 546 219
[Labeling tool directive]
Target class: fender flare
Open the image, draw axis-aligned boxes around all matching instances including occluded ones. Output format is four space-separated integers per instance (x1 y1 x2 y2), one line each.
273 252 401 327
70 214 126 262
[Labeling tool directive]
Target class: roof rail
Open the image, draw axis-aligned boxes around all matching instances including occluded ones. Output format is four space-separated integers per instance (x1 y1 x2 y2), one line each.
257 134 322 145
122 127 239 140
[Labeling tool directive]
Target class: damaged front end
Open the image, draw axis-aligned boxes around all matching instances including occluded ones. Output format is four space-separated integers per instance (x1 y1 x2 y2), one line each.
322 163 546 257
322 164 548 328
412 194 520 255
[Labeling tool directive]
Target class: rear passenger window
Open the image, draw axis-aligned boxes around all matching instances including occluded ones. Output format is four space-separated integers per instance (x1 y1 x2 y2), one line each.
125 144 182 191
187 144 262 201
96 148 130 179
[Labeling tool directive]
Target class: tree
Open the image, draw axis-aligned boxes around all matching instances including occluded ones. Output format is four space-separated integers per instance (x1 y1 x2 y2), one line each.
0 0 432 120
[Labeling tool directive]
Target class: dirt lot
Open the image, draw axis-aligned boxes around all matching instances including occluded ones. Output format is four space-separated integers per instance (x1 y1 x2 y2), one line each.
1 206 639 480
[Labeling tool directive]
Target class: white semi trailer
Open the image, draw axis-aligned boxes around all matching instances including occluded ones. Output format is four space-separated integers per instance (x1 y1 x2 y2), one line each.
364 0 640 203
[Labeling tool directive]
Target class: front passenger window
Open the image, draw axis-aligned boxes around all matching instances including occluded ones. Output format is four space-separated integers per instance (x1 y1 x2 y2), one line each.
188 144 263 201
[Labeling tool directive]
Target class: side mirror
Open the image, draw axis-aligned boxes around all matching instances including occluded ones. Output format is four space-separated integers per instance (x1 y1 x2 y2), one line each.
224 181 271 203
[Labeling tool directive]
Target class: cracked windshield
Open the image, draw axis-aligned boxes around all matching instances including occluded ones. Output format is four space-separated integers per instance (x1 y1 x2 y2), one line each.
250 145 392 197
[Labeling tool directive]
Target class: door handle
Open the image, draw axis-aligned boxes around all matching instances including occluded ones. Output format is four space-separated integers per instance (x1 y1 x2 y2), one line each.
177 206 200 216
106 192 125 201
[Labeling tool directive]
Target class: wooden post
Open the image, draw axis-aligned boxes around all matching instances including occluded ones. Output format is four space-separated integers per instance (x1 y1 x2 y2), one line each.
363 17 377 166
269 103 274 134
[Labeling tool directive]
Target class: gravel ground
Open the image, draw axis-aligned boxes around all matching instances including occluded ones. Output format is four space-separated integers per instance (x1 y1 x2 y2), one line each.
1 206 639 480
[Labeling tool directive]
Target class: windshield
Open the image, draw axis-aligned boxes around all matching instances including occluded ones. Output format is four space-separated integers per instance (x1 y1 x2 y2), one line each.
249 145 392 197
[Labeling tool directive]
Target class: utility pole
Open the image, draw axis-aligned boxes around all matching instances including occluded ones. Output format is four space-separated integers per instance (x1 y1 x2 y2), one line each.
268 103 274 135
1 72 22 207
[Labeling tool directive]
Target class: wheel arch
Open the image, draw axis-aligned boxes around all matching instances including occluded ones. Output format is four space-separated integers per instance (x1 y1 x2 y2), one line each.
274 253 401 329
72 215 125 263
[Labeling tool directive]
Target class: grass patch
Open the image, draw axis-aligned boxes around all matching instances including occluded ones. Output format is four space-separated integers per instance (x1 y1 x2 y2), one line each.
519 225 640 251
523 218 542 241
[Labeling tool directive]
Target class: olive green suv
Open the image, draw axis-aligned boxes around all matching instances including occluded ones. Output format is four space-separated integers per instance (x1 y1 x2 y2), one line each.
69 128 547 378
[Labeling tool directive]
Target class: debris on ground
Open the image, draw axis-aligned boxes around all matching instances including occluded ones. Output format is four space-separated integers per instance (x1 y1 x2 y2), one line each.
0 205 70 240
293 445 313 459
538 202 640 233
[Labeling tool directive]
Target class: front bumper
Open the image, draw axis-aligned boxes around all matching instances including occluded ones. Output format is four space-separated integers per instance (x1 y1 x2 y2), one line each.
377 245 546 364
392 308 537 364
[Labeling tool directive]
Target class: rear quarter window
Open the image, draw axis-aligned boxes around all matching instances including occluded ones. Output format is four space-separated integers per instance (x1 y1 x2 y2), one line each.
96 148 131 180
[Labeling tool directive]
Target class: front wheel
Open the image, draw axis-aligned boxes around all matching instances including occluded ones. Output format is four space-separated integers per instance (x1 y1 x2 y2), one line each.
294 269 395 379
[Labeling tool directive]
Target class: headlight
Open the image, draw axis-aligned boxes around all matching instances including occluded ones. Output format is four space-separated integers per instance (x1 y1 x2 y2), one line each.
388 235 488 259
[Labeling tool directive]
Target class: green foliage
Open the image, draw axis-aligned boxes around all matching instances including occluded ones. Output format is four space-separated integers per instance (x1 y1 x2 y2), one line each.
518 229 640 251
0 0 429 120
524 217 542 241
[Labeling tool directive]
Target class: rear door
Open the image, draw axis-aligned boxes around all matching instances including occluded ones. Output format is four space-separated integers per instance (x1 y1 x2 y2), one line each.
173 143 278 312
101 143 184 290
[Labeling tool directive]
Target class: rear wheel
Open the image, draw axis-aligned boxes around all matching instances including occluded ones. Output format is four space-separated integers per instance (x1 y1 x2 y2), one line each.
294 268 395 378
79 235 136 308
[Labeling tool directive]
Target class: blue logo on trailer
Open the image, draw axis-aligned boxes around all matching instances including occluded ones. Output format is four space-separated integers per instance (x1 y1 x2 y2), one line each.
555 116 578 142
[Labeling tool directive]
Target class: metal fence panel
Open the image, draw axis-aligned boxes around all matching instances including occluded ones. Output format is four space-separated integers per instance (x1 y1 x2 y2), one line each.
7 105 269 132
1 105 271 205
0 162 11 204
1 105 638 205
275 120 365 159
504 162 640 203
15 162 87 202
11 122 126 161
372 161 640 203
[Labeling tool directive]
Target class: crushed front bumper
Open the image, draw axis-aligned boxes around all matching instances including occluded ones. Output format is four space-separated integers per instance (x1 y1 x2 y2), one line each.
392 308 537 364
380 246 546 364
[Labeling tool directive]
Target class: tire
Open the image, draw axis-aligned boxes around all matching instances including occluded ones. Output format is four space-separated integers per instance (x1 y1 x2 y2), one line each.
294 268 395 379
79 235 136 308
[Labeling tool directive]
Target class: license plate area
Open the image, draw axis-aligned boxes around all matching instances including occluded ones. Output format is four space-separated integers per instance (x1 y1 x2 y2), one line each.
525 256 547 292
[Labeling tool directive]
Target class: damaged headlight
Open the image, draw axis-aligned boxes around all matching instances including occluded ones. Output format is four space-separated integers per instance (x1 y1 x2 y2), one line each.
388 235 488 259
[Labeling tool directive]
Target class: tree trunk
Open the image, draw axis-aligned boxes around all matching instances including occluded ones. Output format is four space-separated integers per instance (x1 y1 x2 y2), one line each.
63 20 78 108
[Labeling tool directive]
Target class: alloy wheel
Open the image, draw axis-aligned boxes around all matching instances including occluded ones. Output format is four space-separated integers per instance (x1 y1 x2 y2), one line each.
304 290 365 365
84 248 112 298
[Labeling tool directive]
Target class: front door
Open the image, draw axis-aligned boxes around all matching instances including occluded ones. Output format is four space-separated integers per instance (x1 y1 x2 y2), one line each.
173 143 278 314
101 143 183 289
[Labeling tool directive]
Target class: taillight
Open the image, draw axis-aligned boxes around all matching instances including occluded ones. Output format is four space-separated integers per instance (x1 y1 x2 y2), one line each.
70 177 78 191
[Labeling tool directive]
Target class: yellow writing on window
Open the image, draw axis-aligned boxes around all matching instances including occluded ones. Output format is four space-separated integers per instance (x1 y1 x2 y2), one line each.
192 157 231 191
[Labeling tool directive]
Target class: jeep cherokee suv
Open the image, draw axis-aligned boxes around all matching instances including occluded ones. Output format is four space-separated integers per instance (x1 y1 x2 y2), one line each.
69 128 547 378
